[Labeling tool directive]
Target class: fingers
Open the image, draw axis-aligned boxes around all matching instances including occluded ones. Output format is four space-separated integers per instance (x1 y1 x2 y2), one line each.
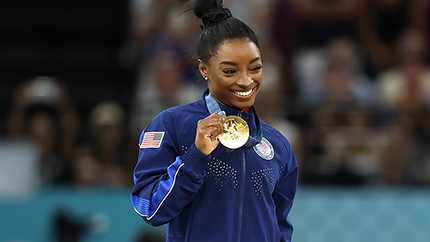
198 122 222 141
199 113 225 133
195 113 226 155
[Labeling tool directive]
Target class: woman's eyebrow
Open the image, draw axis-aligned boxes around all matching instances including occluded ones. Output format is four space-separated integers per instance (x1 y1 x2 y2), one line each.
219 57 261 66
219 61 238 66
249 57 261 64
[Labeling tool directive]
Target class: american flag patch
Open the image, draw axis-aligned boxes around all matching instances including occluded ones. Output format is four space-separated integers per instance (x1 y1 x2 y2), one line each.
140 132 165 149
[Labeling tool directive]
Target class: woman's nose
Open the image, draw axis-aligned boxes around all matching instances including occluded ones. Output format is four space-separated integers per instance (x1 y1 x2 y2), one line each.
237 75 254 86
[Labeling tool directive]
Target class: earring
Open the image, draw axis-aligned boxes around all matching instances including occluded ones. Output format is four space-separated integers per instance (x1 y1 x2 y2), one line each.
203 76 208 81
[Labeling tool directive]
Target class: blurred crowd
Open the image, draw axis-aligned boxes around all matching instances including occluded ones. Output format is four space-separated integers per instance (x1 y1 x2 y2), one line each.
2 0 430 188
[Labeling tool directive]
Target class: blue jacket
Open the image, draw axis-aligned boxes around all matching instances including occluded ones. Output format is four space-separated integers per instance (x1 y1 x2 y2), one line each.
131 91 299 242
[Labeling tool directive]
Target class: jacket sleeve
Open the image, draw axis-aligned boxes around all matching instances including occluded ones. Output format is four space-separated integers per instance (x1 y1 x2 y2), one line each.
131 111 210 226
273 140 299 242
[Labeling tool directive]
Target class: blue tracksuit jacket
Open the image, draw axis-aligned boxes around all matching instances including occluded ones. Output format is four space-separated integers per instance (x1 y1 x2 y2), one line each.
131 91 299 242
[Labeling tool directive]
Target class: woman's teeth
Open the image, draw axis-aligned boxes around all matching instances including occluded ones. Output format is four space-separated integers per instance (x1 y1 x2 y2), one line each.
234 89 253 97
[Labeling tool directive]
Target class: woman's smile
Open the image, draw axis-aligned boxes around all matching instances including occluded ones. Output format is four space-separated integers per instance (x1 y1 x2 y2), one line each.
231 86 256 98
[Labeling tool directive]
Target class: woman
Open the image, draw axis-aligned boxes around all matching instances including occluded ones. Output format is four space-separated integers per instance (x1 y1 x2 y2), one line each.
131 0 299 241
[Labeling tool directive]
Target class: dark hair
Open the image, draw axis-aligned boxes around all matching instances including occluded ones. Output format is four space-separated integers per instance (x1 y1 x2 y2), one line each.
193 0 259 63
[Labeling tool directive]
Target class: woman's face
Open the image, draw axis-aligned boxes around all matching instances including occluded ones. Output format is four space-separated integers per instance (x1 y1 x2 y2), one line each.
199 38 263 110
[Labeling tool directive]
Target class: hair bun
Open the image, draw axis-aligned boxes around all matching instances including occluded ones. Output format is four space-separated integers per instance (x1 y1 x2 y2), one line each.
201 8 232 28
194 0 224 18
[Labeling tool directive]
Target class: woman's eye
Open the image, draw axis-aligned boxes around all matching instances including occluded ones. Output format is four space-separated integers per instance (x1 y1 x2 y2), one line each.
252 65 263 71
223 69 237 74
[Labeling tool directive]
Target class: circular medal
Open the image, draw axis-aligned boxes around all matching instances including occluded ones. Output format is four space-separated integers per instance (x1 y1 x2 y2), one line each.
218 116 250 149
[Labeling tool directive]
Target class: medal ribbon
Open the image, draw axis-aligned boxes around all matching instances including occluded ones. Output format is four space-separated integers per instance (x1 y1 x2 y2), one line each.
205 92 262 148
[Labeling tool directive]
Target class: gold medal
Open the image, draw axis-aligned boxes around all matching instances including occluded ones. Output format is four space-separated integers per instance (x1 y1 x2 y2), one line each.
218 116 250 149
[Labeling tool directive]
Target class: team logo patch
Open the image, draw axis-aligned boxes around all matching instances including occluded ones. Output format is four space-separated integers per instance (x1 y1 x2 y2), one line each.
140 132 165 148
253 137 274 160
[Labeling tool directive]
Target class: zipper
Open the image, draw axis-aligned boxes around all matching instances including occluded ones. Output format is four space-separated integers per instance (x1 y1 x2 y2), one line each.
237 110 246 242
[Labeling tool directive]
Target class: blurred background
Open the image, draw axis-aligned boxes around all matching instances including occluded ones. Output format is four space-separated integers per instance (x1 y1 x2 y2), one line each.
0 0 430 241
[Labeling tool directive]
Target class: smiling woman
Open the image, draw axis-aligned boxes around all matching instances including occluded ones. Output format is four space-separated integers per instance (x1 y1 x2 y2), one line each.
130 0 299 241
199 38 263 110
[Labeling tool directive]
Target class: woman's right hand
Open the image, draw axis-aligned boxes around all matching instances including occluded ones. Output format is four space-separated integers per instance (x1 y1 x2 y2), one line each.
195 113 226 155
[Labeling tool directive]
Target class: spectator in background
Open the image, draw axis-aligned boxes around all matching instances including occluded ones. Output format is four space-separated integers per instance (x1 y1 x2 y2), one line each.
129 47 205 136
289 0 362 97
129 0 200 54
73 101 131 187
301 103 383 185
376 29 430 112
375 29 430 185
356 0 430 74
300 37 375 107
297 38 381 185
6 77 80 185
300 102 340 184
127 0 201 80
341 106 384 184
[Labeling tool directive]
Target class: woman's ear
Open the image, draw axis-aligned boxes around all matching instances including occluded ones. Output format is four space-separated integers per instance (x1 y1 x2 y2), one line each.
198 59 209 79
